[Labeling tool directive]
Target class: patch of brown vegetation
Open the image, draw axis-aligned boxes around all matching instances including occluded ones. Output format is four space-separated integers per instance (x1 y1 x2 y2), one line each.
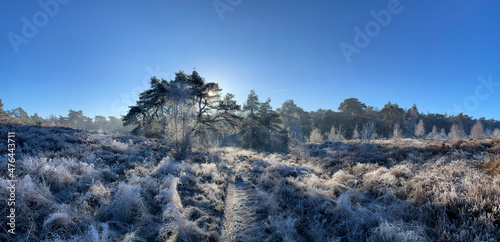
485 155 500 176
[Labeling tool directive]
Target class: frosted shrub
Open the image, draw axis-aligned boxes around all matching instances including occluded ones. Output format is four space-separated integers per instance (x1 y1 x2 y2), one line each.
448 124 465 139
109 140 129 152
361 122 376 141
155 175 183 210
309 128 323 144
369 221 428 242
267 215 299 241
330 169 359 188
102 182 148 223
199 182 224 211
327 125 346 142
89 182 111 206
42 211 79 237
415 120 426 138
18 175 53 207
159 203 213 241
153 156 179 175
493 128 500 138
470 120 484 138
41 161 76 191
392 123 403 140
363 167 398 195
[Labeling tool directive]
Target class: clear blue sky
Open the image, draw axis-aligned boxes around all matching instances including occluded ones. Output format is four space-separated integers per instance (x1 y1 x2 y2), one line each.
1 0 499 120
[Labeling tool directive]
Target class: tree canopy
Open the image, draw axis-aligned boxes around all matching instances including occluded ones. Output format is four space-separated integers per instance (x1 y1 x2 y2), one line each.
123 70 241 159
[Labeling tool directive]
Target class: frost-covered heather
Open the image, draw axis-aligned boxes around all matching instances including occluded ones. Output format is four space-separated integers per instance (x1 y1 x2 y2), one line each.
0 123 227 241
0 123 499 241
251 139 500 241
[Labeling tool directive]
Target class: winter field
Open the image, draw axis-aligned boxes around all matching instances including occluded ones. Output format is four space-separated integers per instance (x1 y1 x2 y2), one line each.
1 121 499 241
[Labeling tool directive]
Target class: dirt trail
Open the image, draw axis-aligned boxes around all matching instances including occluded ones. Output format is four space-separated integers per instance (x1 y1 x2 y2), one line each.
220 157 266 241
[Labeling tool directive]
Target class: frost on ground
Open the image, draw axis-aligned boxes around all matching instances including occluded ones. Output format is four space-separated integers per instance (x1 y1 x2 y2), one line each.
0 123 499 241
220 154 266 241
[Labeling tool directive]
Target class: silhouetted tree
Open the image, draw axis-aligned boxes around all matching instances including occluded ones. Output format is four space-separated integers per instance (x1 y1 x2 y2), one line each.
7 107 33 124
243 90 260 117
320 109 336 134
338 98 366 118
31 113 43 126
405 104 419 136
124 71 241 159
240 93 285 152
380 102 405 137
278 99 313 138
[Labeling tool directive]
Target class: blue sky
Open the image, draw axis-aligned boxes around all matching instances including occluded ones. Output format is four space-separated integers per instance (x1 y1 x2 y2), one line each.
1 0 499 120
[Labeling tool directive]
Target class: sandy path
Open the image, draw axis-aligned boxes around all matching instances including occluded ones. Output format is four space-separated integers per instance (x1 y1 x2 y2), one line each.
220 157 266 241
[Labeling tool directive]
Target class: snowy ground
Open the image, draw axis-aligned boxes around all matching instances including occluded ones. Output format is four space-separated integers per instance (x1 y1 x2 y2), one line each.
0 123 499 241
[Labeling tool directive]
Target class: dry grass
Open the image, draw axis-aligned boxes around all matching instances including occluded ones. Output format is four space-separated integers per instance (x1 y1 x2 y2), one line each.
485 155 500 176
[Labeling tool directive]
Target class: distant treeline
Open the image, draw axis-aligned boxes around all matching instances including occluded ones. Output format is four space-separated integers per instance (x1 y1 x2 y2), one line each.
0 100 130 134
2 71 500 153
120 71 500 157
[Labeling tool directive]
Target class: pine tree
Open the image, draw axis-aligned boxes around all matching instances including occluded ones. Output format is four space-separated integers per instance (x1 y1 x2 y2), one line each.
240 93 284 152
242 90 260 117
7 107 33 124
123 71 241 159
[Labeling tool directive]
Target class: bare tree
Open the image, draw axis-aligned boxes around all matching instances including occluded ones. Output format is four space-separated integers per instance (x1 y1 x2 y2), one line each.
493 128 500 138
414 119 425 138
352 124 360 140
449 124 465 140
440 128 447 139
427 125 438 139
392 122 403 140
309 128 323 144
470 120 484 138
361 122 376 141
327 125 345 142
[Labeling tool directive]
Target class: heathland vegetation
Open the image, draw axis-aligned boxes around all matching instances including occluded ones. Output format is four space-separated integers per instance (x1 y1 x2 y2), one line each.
1 71 499 241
